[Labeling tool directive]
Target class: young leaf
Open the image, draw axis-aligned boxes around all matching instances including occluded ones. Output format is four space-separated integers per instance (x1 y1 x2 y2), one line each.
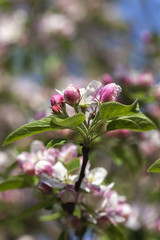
65 158 80 173
47 138 68 149
52 113 85 127
3 116 61 146
39 210 65 221
0 175 37 191
148 159 160 172
107 113 156 132
99 100 139 120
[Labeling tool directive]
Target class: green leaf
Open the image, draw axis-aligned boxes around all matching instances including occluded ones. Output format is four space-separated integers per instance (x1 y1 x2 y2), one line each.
107 113 156 132
0 175 37 191
99 100 139 120
3 116 61 146
65 158 80 173
52 113 85 127
15 201 51 221
148 159 160 172
39 210 65 221
47 138 68 149
107 118 139 131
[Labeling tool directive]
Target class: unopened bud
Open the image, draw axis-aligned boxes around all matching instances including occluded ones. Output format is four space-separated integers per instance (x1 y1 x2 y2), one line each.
99 83 121 103
52 105 62 114
50 94 65 107
64 85 81 106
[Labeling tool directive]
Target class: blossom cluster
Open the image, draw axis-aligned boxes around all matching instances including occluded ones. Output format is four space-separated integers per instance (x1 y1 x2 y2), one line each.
17 140 132 228
50 80 121 114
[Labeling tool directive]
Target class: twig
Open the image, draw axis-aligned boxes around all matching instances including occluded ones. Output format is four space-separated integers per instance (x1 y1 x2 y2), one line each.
75 145 90 191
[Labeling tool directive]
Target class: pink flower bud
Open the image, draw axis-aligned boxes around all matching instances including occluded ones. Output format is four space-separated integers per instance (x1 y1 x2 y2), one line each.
52 105 62 114
64 85 81 106
50 94 65 107
99 83 122 103
102 74 114 85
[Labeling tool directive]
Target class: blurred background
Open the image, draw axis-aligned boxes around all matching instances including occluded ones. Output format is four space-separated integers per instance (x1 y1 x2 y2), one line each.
1 0 160 239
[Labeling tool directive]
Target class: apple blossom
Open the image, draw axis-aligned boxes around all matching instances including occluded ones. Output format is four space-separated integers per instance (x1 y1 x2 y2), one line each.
64 84 81 106
59 143 78 163
17 140 57 175
99 83 122 103
79 80 102 106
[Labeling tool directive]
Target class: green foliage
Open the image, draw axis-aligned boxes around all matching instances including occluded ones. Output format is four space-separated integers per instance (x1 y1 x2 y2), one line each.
46 138 68 149
3 116 60 146
52 113 85 127
65 158 80 173
148 159 160 172
99 100 139 120
107 113 156 132
3 113 85 146
0 174 37 191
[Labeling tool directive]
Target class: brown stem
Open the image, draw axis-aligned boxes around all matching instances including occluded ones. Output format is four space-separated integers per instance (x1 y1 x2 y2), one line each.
75 145 90 191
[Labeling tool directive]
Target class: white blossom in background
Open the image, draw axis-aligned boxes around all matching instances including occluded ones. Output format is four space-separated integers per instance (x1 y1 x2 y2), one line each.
0 10 27 45
37 13 76 38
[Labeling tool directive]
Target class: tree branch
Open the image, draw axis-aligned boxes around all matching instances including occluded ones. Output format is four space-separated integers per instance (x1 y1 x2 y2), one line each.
75 145 90 192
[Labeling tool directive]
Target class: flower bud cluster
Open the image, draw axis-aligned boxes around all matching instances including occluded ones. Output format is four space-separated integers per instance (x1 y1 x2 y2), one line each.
17 140 132 228
50 80 122 118
50 94 65 114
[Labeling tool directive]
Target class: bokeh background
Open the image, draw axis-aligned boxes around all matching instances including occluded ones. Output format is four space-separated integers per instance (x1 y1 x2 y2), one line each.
1 0 160 239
